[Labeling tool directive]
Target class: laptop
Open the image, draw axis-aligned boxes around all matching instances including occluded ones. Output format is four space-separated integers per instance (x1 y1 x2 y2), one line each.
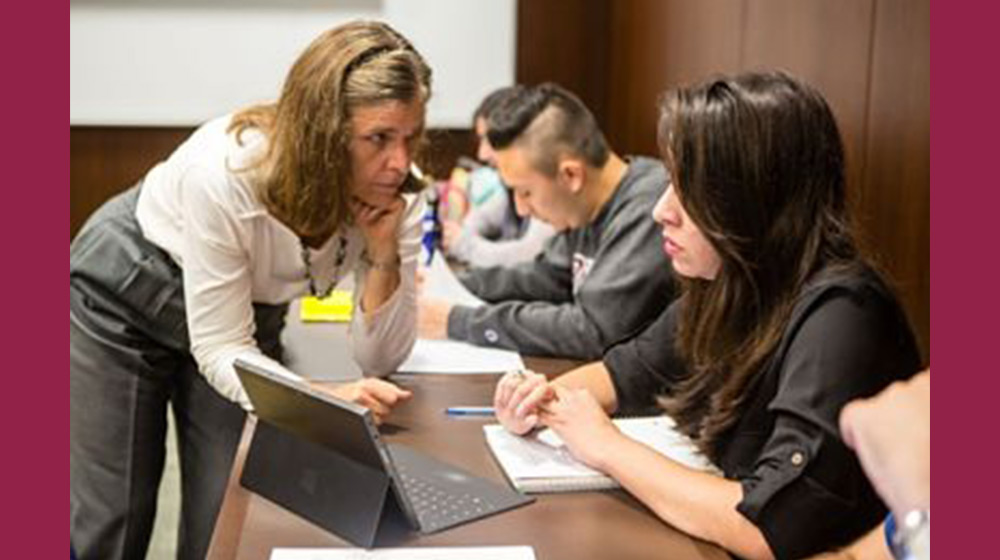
234 358 534 547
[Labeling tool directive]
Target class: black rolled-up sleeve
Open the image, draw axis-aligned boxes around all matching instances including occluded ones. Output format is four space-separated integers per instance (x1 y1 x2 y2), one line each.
603 302 688 413
734 287 920 559
737 414 871 559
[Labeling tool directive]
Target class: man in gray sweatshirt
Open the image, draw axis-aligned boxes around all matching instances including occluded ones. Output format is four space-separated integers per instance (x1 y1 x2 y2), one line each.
418 83 674 360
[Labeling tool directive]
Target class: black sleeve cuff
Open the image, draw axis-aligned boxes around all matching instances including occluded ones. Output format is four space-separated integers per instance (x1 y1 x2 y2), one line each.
735 415 884 559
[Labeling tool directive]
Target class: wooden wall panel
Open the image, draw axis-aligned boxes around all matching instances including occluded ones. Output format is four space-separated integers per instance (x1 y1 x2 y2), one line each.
742 0 876 203
70 127 192 238
516 0 612 127
861 0 931 357
606 0 745 156
599 0 928 357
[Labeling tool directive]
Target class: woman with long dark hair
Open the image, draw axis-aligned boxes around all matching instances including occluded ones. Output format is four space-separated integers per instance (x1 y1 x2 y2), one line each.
493 72 921 559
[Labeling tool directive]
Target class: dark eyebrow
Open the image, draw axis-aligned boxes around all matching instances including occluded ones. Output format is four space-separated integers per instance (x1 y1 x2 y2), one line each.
363 126 394 136
362 125 423 139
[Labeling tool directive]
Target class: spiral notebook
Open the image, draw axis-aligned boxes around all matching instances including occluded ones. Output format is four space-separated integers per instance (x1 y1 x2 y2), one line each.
483 416 718 493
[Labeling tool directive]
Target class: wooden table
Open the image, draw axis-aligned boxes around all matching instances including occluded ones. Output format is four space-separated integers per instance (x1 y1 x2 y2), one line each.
207 359 727 560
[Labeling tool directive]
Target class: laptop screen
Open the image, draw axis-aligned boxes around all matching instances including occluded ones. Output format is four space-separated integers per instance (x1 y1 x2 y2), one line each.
234 357 534 544
234 358 387 473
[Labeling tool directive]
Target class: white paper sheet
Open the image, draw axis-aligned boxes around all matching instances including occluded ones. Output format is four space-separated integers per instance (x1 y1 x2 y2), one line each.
271 546 536 560
399 339 525 374
402 254 524 374
421 253 486 308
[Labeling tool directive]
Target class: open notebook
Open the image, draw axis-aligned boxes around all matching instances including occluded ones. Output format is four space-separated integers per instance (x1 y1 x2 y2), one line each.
484 416 719 493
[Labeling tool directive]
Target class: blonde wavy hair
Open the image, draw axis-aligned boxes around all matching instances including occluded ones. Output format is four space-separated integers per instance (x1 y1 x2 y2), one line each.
228 21 432 241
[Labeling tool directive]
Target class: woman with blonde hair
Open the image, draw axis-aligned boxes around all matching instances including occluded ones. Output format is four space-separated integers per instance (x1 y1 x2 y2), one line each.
70 21 431 559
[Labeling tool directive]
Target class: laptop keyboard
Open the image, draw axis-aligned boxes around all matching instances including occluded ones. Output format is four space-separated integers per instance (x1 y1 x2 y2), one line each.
397 466 499 532
386 443 534 534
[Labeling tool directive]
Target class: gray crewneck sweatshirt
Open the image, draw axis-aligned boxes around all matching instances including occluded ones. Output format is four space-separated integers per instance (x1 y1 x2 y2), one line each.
447 156 676 359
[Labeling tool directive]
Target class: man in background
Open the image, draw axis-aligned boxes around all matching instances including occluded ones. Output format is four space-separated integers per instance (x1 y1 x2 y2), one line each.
419 83 674 360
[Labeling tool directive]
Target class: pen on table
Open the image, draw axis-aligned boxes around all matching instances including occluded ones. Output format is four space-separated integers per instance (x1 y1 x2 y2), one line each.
445 406 496 417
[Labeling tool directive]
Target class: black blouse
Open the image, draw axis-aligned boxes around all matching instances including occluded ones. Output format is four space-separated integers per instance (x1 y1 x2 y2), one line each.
604 266 921 559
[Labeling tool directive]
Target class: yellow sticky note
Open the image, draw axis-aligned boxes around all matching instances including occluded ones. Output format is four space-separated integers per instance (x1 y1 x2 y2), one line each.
300 290 354 323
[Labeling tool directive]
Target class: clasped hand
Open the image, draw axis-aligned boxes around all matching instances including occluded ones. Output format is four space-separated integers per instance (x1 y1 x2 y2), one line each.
493 370 621 470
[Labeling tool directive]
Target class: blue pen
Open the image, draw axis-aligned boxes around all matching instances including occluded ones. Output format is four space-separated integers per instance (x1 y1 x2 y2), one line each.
445 406 496 417
421 188 441 265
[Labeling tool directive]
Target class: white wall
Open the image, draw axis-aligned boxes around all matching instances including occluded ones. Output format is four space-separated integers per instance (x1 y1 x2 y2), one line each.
70 0 516 128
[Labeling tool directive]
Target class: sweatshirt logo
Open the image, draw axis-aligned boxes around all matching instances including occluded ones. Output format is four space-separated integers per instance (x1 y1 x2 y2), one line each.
572 253 595 295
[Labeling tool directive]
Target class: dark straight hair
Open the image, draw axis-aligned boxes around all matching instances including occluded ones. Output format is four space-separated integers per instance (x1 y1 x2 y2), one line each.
485 83 609 177
656 72 862 455
472 85 528 228
472 85 525 127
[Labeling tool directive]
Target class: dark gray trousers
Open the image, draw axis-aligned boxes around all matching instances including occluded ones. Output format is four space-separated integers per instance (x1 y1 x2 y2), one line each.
70 185 286 560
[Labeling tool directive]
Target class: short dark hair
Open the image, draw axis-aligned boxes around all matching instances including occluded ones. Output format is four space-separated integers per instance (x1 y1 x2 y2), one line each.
486 83 610 176
472 85 525 125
